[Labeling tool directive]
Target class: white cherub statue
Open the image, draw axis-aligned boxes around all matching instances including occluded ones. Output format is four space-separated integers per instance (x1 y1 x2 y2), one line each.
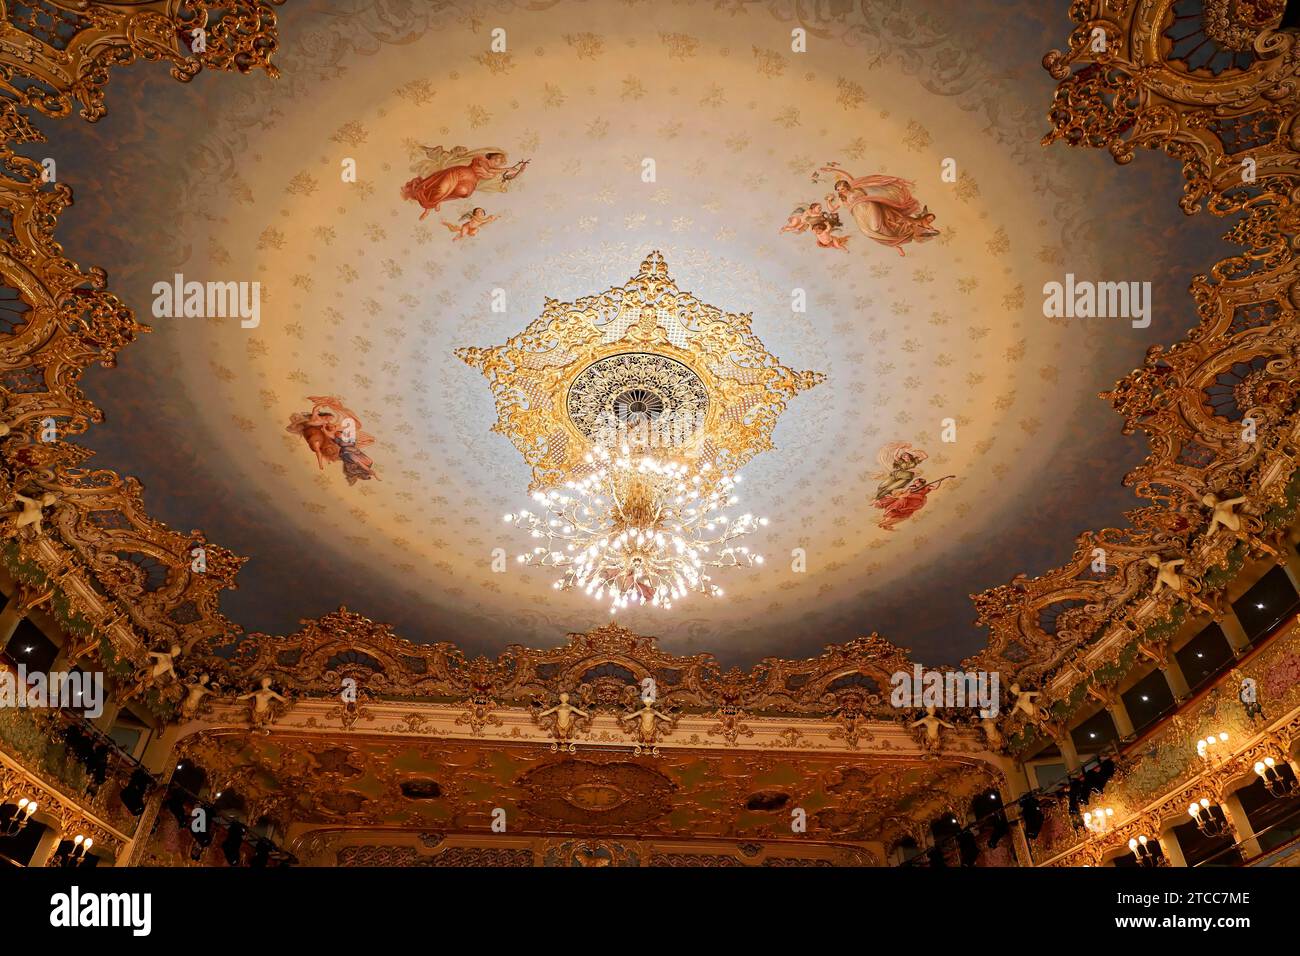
8 490 57 536
911 705 955 749
238 676 288 728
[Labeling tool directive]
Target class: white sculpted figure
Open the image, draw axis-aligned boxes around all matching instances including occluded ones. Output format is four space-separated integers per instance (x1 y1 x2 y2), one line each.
1204 493 1248 534
1009 683 1041 721
1148 554 1215 614
126 644 181 699
910 705 955 748
180 673 214 717
238 676 287 727
1148 555 1187 595
622 694 674 755
536 692 589 752
146 645 181 683
8 491 57 536
980 715 1004 751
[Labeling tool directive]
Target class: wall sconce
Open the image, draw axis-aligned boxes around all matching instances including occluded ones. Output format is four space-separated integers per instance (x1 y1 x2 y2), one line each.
1083 807 1114 833
1128 834 1163 866
1196 731 1229 762
1253 757 1299 799
67 834 93 865
1188 798 1227 837
0 797 38 836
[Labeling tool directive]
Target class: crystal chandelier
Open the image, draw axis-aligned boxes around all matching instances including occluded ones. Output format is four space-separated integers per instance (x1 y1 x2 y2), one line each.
504 445 766 612
463 252 821 612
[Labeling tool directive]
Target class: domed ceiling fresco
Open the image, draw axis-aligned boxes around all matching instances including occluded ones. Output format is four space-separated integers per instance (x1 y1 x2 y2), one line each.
32 0 1229 664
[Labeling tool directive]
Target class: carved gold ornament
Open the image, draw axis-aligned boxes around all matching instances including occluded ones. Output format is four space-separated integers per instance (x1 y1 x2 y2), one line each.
462 251 822 611
457 251 824 490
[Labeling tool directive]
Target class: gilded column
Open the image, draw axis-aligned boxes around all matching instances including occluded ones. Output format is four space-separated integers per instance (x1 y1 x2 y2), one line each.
1222 793 1262 860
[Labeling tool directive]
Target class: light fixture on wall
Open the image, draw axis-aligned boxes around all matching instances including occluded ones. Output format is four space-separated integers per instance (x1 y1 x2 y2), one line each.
1196 731 1229 763
1188 797 1227 837
58 834 93 867
1128 834 1163 867
1083 806 1114 833
1254 756 1299 799
0 796 38 836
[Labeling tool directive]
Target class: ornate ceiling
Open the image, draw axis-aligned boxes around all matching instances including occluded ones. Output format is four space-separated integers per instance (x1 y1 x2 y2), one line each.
20 0 1229 668
2 0 1300 866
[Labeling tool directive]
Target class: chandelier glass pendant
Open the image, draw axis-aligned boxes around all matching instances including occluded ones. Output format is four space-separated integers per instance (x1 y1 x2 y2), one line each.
460 252 823 613
504 444 767 612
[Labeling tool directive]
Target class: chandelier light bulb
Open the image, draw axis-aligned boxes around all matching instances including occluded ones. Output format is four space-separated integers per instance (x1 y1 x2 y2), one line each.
505 446 766 613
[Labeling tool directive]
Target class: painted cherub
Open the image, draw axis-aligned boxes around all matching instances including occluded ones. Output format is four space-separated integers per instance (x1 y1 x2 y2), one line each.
810 219 850 251
535 691 589 753
781 201 849 250
238 676 288 729
7 490 58 536
780 205 810 233
442 207 499 241
910 705 955 750
622 694 676 756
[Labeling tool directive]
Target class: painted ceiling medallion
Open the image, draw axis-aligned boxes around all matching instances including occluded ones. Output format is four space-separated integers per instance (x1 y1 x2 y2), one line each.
460 252 822 612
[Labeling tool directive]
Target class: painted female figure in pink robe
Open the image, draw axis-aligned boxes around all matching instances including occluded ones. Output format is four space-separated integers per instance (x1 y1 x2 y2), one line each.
874 476 953 530
401 146 528 219
820 164 939 256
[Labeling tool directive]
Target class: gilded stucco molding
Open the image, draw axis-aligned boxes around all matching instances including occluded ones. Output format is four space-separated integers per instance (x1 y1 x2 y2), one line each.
0 1 279 679
0 747 130 858
965 0 1300 739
